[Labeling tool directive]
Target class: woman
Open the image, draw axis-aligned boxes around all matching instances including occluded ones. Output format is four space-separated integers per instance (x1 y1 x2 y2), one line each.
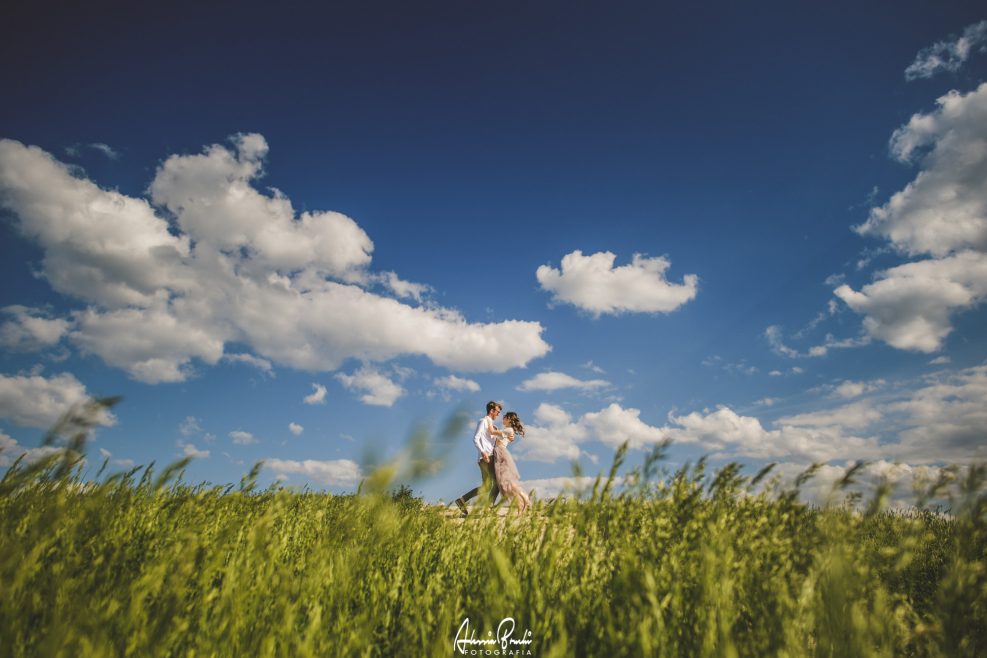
494 411 531 515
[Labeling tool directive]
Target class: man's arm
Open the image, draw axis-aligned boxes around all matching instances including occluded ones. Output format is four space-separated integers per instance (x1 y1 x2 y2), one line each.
486 416 505 438
473 419 490 461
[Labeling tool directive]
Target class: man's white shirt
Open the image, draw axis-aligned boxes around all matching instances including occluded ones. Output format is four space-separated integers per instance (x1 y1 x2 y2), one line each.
473 416 496 461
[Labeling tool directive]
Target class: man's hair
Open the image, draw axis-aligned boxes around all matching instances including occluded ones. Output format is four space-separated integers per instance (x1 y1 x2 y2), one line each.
486 401 502 414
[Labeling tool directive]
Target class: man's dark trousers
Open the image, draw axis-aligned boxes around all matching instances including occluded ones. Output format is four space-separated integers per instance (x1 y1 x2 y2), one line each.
460 459 499 505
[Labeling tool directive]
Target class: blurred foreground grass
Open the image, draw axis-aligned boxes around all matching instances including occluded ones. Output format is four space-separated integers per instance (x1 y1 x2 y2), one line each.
0 400 985 657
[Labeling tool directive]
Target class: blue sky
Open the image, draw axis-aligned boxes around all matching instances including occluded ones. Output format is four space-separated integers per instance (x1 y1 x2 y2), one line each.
1 1 986 503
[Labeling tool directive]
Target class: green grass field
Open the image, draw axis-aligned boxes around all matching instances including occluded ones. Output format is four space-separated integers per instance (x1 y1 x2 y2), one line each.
1 404 985 657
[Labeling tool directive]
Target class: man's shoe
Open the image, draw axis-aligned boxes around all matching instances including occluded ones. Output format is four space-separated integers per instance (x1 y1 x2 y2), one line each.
455 498 469 517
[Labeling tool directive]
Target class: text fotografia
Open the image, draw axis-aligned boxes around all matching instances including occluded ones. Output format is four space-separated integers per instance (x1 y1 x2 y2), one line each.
455 617 534 656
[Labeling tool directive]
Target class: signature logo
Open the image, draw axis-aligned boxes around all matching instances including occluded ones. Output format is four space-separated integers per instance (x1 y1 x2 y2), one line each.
454 617 534 656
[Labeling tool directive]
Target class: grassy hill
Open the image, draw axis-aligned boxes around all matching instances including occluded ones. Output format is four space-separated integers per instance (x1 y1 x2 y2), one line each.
1 442 984 657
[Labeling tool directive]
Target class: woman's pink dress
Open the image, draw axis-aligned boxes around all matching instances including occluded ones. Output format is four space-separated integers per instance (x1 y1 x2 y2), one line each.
493 428 524 498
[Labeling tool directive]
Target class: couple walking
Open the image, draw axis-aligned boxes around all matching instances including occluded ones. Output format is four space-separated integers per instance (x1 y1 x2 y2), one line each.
455 401 530 516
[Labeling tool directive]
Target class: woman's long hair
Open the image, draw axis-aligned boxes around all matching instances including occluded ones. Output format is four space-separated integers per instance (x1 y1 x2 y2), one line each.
503 411 525 437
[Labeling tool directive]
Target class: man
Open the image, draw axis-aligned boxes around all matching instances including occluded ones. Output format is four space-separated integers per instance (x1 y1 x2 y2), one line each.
454 400 503 517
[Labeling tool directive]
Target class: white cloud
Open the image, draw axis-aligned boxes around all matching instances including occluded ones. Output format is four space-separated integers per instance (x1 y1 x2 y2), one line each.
755 397 779 406
582 403 666 449
766 461 956 509
531 403 574 428
854 246 892 272
392 365 414 381
303 383 327 405
765 326 800 358
71 306 225 383
433 375 480 392
517 371 610 392
831 379 885 399
98 447 135 468
179 416 203 436
0 371 115 428
149 133 373 278
182 443 210 459
0 139 192 309
663 364 987 465
777 401 883 430
905 20 987 80
582 360 605 374
860 84 987 256
838 84 987 352
488 367 984 466
929 356 951 365
663 406 882 463
835 252 987 353
222 451 244 465
0 306 70 352
0 430 62 466
512 404 588 462
766 324 869 359
379 271 431 302
794 300 842 338
724 362 758 376
523 475 623 499
515 402 665 462
515 404 588 462
67 142 120 160
762 462 866 507
0 136 550 384
536 250 698 316
264 458 362 487
884 364 987 463
806 334 872 358
229 430 258 445
288 422 304 436
88 143 120 160
222 353 274 376
834 81 987 353
336 366 405 407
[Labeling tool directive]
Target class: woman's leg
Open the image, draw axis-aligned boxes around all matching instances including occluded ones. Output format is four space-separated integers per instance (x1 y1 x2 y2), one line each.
517 489 529 514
